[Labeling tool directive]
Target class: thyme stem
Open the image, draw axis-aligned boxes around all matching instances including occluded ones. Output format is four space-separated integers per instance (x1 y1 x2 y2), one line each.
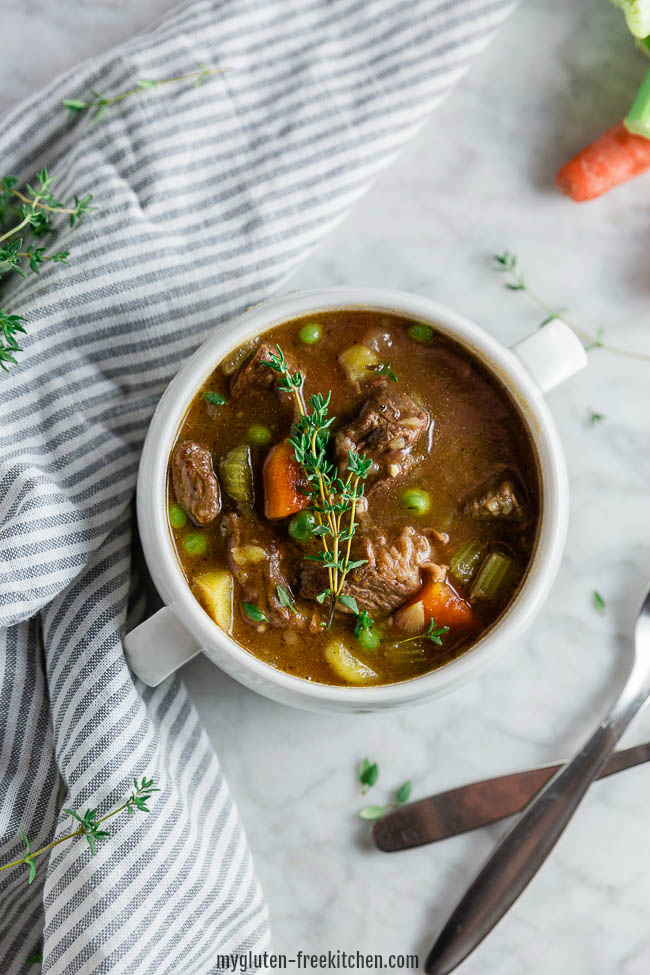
7 188 79 216
336 474 361 598
262 345 371 623
286 381 335 597
0 829 84 875
0 776 159 885
63 65 225 121
494 252 650 363
0 194 41 245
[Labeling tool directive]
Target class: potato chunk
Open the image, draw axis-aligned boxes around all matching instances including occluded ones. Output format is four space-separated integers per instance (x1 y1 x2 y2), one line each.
324 639 377 685
194 570 234 633
338 345 380 382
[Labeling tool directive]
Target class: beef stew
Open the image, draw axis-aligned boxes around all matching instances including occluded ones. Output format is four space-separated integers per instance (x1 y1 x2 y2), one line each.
167 310 541 687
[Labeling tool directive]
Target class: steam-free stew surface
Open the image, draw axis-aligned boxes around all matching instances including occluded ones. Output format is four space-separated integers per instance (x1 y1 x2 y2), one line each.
168 311 540 686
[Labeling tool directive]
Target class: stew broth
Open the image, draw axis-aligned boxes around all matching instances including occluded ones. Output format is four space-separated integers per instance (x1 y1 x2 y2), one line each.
168 310 541 686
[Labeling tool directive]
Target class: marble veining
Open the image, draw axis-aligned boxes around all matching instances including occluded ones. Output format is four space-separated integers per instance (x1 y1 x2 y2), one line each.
3 0 650 971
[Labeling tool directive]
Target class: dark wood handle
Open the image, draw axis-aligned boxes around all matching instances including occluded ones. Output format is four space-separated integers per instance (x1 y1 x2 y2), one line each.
373 742 650 852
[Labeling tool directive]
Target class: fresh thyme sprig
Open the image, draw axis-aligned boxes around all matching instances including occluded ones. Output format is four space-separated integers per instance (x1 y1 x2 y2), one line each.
358 775 414 821
353 609 374 638
0 168 95 371
263 345 372 625
336 594 376 637
397 619 449 648
0 776 159 885
63 63 223 122
493 252 650 363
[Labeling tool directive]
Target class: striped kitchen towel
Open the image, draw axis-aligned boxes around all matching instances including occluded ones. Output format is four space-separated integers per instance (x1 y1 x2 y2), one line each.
0 0 516 972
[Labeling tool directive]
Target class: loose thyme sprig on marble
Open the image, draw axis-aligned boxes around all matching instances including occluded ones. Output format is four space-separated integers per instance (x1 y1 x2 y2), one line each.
63 62 223 122
263 345 372 625
357 756 414 821
0 167 96 371
0 776 159 886
493 251 650 363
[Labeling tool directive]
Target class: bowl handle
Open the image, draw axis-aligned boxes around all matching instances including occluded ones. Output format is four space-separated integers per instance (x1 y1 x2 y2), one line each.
510 319 587 392
123 606 201 686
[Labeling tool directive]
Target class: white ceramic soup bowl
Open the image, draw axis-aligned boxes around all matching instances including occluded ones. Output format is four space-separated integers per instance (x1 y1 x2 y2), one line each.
124 287 586 713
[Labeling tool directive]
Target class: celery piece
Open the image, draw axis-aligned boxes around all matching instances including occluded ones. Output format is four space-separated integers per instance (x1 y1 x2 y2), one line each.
625 68 650 138
384 641 427 667
449 539 483 587
470 552 515 601
220 444 254 505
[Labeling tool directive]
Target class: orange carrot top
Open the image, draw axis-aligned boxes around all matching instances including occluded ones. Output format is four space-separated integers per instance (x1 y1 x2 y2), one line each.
263 440 310 519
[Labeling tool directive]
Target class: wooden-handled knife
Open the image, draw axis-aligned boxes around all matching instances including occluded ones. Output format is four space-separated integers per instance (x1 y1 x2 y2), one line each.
372 742 650 852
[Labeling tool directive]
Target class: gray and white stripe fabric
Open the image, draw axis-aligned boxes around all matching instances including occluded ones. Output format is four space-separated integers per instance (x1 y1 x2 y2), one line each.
0 0 515 971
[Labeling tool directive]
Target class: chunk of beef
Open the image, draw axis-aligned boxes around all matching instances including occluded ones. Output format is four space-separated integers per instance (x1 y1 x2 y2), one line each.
334 384 429 488
222 513 313 628
465 479 523 521
301 526 442 617
362 322 394 356
230 342 297 398
172 441 221 526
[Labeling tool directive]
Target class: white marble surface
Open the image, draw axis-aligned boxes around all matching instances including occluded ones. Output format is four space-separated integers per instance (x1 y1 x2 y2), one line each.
4 0 650 971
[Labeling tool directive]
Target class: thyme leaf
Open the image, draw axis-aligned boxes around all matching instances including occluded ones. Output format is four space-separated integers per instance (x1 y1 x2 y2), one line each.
203 391 227 406
589 411 606 426
359 804 386 821
396 780 412 804
358 758 379 790
276 585 298 615
366 362 398 382
242 602 268 623
593 590 606 613
339 594 359 615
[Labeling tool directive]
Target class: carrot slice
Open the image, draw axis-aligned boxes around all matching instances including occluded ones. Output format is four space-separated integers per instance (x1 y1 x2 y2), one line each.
557 122 650 201
395 579 474 632
263 441 309 519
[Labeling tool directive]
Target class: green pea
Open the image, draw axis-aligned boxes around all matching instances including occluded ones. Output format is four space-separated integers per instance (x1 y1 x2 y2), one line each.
408 323 434 344
298 321 322 345
169 503 188 529
248 424 272 446
356 627 381 651
183 532 208 557
401 487 431 515
288 510 317 544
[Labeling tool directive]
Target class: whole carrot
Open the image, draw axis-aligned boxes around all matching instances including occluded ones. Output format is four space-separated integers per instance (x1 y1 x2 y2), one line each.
557 121 650 201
